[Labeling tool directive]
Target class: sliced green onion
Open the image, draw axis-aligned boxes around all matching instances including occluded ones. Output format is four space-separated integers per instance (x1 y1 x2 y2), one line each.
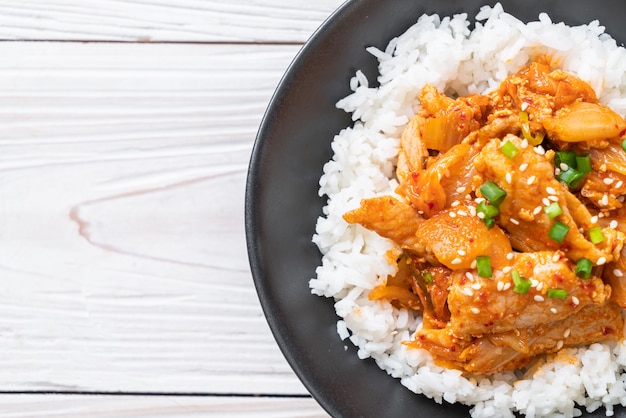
548 221 570 244
501 141 520 159
547 288 568 299
423 271 433 285
476 256 492 278
622 138 626 153
575 258 593 279
477 201 500 218
480 181 507 207
576 154 592 174
484 217 496 230
589 227 605 244
557 168 585 189
555 151 577 169
511 269 531 295
544 202 563 219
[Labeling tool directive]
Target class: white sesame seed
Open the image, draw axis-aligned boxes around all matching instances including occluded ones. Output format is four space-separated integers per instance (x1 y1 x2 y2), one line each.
519 163 529 172
610 220 618 229
555 168 561 176
465 194 472 201
531 279 539 288
534 295 545 302
458 249 467 256
572 296 580 306
564 328 571 338
451 257 462 265
503 282 512 291
469 206 477 217
456 186 467 194
527 176 536 185
449 212 457 218
548 195 559 202
556 340 564 350
458 210 468 217
597 257 607 266
506 252 515 260
614 269 624 278
475 197 486 204
470 307 480 314
533 206 543 215
497 281 504 291
546 186 557 195
616 180 624 189
559 163 569 171
534 146 546 155
464 288 474 297
477 212 485 219
465 272 473 280
521 102 529 111
506 172 513 184
520 139 529 149
601 194 609 206
552 252 561 262
502 266 512 273
451 200 461 207
471 283 482 290
550 308 557 314
604 177 615 185
542 198 551 206
536 282 544 292
510 218 520 225
598 212 605 218
590 215 599 224
471 260 477 269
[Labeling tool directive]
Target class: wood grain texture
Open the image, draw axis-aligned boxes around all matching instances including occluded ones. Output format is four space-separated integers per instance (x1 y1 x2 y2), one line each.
0 0 345 42
0 395 329 417
0 41 313 394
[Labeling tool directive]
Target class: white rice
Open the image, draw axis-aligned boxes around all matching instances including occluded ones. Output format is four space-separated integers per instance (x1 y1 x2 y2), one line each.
309 3 626 417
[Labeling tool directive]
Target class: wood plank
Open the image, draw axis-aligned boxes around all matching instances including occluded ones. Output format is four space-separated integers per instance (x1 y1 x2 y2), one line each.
0 0 345 42
0 395 329 417
0 42 313 394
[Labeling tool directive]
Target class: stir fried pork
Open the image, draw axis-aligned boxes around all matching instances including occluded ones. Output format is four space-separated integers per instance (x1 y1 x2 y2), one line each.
344 58 626 375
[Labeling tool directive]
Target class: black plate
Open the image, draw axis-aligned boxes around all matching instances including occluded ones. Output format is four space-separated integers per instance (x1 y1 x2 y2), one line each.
245 0 626 416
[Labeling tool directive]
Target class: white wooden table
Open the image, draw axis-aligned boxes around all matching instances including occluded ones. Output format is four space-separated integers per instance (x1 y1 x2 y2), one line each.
0 1 347 416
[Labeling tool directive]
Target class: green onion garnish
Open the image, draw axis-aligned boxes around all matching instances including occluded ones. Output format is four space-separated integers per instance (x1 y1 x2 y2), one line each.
622 138 626 153
589 227 605 244
576 154 592 174
501 141 520 159
477 201 500 218
544 202 563 219
476 201 498 229
480 181 507 207
557 168 586 189
555 150 577 169
575 258 593 279
511 269 531 294
548 221 570 244
476 256 492 278
547 288 568 299
423 271 433 285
